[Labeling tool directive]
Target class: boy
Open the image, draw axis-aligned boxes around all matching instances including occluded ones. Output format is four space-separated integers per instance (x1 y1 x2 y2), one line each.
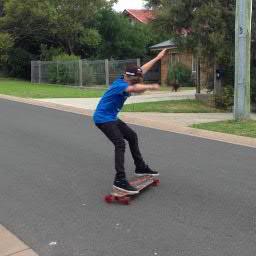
93 49 166 194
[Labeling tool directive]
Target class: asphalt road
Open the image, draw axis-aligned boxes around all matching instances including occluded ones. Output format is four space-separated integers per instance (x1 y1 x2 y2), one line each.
0 99 256 256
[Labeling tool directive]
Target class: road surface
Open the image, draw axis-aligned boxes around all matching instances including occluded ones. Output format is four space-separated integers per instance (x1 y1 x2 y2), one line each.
0 99 255 256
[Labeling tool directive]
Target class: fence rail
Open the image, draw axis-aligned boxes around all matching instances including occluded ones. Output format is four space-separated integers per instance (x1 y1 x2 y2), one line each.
31 58 140 87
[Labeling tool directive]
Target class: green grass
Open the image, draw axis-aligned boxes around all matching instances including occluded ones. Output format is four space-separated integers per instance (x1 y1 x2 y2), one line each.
192 120 256 138
0 78 195 98
122 99 222 113
0 78 106 98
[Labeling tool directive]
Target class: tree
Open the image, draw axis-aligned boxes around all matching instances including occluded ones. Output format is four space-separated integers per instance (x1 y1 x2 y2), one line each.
6 47 33 79
0 32 13 64
0 0 163 79
0 0 4 17
0 0 115 78
0 0 115 55
149 0 235 64
95 9 164 59
50 0 110 55
145 0 161 8
0 0 55 54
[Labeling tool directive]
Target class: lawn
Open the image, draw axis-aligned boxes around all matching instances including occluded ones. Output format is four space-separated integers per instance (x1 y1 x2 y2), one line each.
0 78 195 98
122 99 222 113
192 120 256 138
0 79 106 98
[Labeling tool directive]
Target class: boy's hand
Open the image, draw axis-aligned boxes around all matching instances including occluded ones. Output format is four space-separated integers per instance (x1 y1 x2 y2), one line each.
141 49 168 75
156 49 167 60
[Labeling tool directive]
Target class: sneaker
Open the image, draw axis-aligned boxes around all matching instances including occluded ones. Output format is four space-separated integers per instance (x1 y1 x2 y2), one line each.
113 178 139 195
135 165 159 177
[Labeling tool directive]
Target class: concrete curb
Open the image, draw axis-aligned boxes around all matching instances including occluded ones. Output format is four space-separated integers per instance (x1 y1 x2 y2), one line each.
0 94 256 149
0 225 38 256
120 113 256 149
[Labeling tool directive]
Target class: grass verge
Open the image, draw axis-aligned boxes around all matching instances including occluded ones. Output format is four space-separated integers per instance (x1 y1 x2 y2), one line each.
122 100 223 113
192 120 256 138
0 79 106 98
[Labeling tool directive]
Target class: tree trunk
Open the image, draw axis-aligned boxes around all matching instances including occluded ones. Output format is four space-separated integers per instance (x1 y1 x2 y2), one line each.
196 58 201 94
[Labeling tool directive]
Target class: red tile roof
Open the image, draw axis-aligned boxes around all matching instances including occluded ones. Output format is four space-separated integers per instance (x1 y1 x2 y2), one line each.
124 9 155 24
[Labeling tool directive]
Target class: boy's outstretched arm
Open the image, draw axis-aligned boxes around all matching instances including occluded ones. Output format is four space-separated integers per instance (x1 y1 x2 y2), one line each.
126 83 160 94
141 49 167 75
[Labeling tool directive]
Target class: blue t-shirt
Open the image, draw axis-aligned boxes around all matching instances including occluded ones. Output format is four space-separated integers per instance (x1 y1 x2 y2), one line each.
93 77 130 124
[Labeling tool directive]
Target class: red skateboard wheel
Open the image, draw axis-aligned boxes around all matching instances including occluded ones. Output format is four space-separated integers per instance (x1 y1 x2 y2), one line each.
152 179 160 186
105 195 114 203
121 198 130 205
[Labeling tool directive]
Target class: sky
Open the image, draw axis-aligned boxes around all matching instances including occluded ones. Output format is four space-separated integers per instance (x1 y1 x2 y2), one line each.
113 0 146 12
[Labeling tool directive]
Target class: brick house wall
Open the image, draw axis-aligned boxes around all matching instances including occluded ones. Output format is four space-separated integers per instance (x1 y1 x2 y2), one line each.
161 50 194 85
160 49 211 87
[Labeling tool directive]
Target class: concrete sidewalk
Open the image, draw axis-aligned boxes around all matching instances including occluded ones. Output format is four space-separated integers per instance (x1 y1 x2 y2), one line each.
0 225 38 256
38 90 195 110
121 112 256 126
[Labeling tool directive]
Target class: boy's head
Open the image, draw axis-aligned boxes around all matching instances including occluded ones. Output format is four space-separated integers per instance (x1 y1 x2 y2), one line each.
124 65 143 85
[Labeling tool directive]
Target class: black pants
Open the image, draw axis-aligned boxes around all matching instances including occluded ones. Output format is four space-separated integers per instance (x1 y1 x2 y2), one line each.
96 119 146 179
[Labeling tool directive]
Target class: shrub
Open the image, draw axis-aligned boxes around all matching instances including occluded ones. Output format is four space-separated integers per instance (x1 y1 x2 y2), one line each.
82 62 97 86
47 54 80 85
0 33 14 64
7 48 32 79
167 63 192 90
214 85 234 110
52 54 80 62
40 45 64 61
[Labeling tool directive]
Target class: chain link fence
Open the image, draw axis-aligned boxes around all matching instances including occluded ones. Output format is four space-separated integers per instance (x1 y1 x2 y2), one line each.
31 59 140 87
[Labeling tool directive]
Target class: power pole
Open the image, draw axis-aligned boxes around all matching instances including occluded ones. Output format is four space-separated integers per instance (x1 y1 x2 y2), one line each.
234 0 253 120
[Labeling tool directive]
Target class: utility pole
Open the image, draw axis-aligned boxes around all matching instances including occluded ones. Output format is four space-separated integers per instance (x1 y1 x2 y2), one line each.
234 0 253 120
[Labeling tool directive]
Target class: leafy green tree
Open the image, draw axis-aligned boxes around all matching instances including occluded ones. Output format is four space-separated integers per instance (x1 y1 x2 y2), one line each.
0 0 4 17
0 0 56 78
40 44 64 61
149 0 235 65
0 0 114 78
0 32 13 63
78 28 102 58
95 9 163 59
6 47 33 78
0 0 55 53
145 0 161 8
147 0 236 94
50 0 109 55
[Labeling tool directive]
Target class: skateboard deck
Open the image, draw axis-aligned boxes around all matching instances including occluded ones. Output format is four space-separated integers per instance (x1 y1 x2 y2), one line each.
104 176 160 205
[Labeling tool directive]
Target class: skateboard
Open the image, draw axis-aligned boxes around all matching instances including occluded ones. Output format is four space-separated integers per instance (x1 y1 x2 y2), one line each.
104 176 160 205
